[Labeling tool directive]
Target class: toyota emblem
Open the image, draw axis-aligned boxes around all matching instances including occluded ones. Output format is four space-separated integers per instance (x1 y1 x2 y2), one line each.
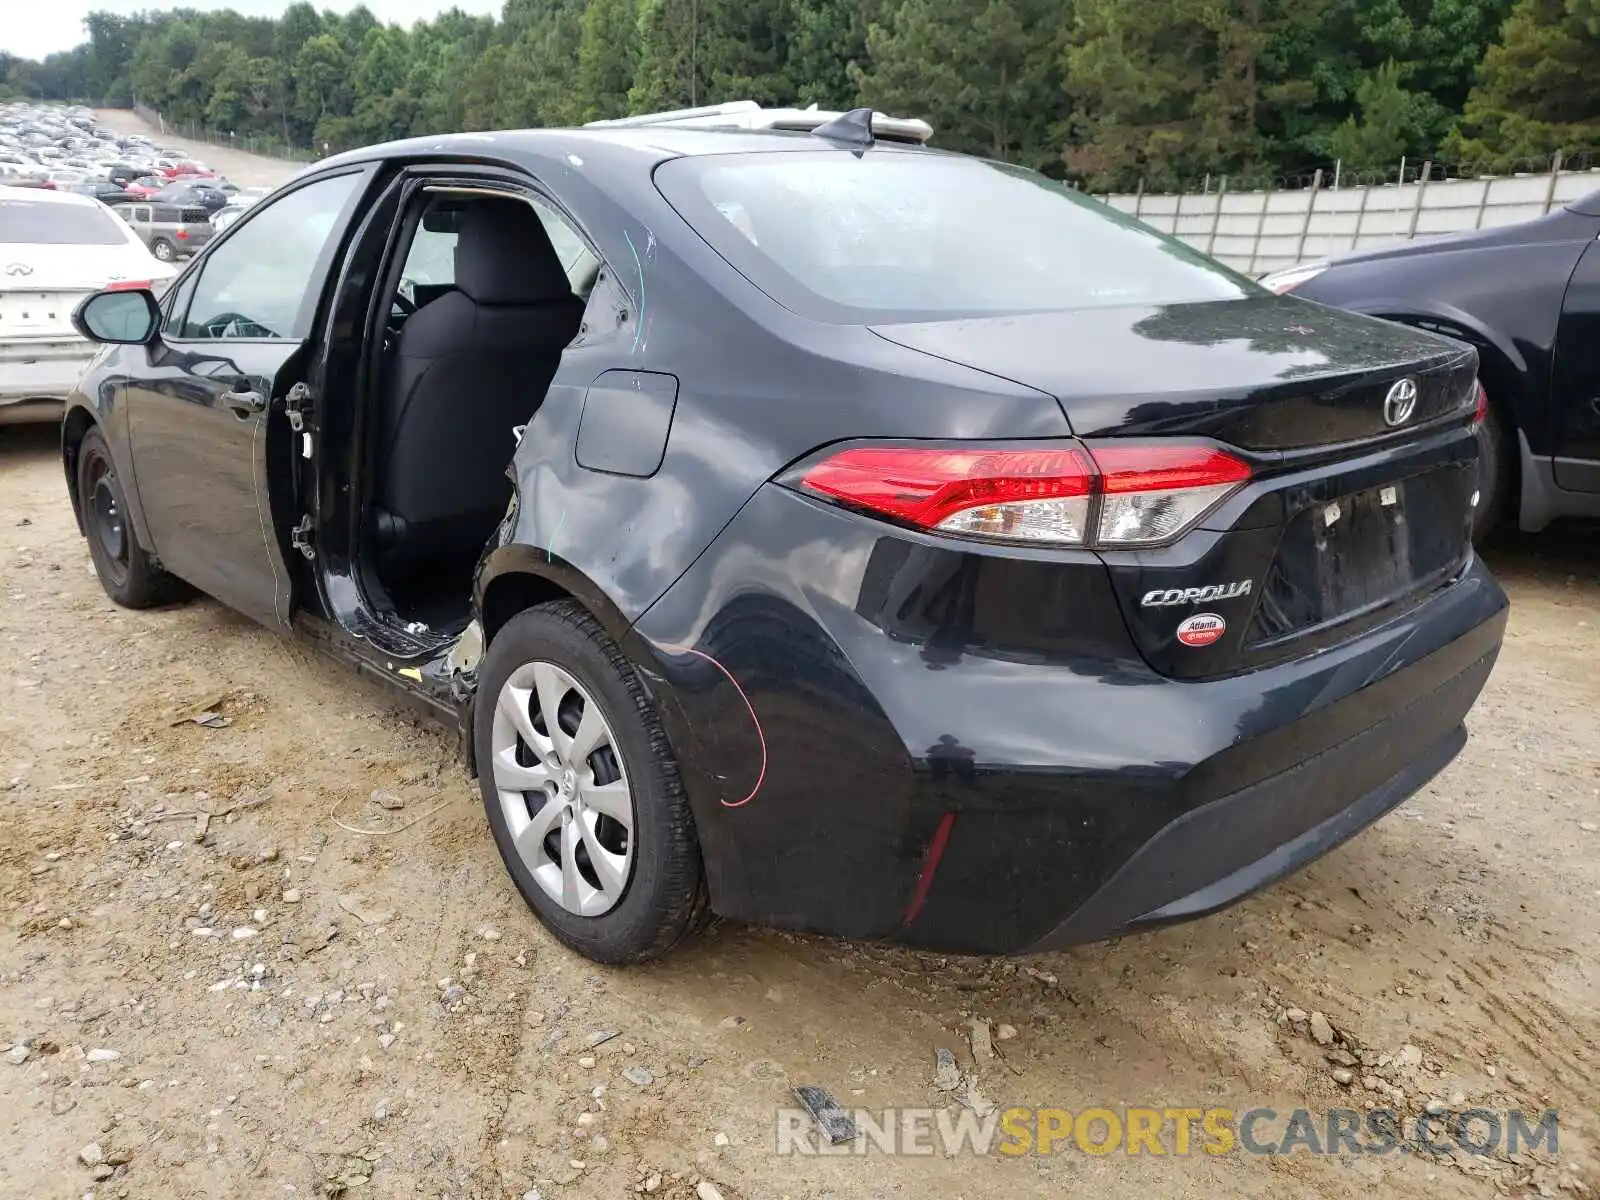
4 262 33 276
1383 377 1419 427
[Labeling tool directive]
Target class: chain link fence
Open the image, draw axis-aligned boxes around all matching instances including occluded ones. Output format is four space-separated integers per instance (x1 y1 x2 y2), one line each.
1102 152 1600 275
132 102 316 163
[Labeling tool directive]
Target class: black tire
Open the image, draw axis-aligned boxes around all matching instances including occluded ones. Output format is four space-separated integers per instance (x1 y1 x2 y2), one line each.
1472 394 1514 544
475 601 708 963
77 428 188 608
150 238 176 262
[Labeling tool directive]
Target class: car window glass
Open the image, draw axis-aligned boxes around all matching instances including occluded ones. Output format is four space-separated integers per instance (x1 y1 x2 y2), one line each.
397 192 599 301
181 173 359 340
399 219 455 292
0 196 125 245
657 153 1258 321
162 269 200 336
532 199 599 295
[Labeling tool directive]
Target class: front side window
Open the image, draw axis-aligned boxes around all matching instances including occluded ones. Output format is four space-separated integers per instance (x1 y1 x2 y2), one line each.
180 172 361 340
655 152 1260 322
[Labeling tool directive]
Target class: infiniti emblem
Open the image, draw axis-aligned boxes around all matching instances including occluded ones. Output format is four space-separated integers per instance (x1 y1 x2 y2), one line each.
4 262 33 276
1383 377 1419 427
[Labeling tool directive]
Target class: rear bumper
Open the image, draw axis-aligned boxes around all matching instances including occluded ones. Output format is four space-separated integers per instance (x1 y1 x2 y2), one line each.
635 483 1509 954
1024 642 1487 948
1 342 94 404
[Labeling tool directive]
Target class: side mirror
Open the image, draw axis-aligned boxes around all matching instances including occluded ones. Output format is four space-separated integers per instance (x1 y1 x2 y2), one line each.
73 287 160 345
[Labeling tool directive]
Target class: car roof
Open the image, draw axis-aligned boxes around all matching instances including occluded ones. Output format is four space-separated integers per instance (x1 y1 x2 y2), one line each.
317 125 933 174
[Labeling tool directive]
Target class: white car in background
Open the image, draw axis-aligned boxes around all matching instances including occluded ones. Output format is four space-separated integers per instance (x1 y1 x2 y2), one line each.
1 185 176 423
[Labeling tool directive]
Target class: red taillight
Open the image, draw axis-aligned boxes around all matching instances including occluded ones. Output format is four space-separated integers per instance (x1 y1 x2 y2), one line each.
799 442 1251 547
801 446 1095 530
1089 444 1252 494
104 279 151 292
175 228 188 239
1472 381 1488 428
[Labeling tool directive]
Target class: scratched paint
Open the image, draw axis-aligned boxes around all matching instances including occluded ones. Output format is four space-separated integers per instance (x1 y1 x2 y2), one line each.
623 228 646 354
653 642 767 808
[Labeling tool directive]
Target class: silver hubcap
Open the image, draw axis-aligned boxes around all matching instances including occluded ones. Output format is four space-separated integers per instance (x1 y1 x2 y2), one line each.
491 661 634 917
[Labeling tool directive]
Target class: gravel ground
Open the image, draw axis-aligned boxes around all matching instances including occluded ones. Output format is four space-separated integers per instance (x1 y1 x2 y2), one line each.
3 421 1598 1200
2 114 1597 1200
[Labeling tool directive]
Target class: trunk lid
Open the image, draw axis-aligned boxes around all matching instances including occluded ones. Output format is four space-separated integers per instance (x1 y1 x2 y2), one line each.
871 296 1473 447
872 295 1481 679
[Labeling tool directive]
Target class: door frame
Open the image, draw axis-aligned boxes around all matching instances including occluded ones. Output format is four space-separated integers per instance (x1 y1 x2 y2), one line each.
304 159 607 661
129 163 379 627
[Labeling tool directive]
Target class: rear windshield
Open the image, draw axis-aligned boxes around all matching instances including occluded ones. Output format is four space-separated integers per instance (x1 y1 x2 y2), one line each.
0 196 125 245
655 151 1257 322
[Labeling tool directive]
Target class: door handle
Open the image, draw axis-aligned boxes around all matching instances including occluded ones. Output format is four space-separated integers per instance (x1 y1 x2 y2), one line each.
221 389 265 417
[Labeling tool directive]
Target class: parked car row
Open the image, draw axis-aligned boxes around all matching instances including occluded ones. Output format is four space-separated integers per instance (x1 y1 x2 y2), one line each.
1 105 287 419
0 101 229 201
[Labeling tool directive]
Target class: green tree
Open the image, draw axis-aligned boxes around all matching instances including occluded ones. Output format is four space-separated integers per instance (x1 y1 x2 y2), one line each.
291 33 351 142
576 0 640 120
789 0 875 107
855 0 1065 169
631 0 704 110
1449 0 1600 164
1325 59 1446 169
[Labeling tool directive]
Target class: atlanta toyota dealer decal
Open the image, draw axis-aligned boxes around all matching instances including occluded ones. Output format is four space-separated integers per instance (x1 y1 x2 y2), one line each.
1176 612 1228 647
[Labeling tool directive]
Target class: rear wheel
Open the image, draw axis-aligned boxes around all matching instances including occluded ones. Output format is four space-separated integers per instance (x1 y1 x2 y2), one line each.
150 238 176 262
77 428 187 608
475 601 707 963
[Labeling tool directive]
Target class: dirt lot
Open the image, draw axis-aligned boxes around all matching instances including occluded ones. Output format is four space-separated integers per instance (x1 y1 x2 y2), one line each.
93 109 301 190
3 417 1598 1200
3 114 1599 1200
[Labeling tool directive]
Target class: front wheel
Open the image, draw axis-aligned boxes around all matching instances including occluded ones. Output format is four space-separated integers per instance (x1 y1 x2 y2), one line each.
475 601 707 963
77 428 188 608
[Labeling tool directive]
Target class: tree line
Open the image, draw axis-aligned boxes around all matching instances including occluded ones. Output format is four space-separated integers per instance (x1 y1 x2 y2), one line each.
4 0 1599 191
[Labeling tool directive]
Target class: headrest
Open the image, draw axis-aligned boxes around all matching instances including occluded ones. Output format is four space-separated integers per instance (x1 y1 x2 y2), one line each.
453 197 574 305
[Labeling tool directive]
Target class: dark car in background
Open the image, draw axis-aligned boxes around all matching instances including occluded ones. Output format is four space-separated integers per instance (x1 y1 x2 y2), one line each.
58 103 1506 964
1263 190 1600 536
149 180 229 213
68 179 137 206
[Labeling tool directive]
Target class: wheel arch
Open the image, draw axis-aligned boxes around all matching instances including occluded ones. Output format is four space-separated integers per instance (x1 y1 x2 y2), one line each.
61 405 98 536
476 544 636 648
473 544 714 856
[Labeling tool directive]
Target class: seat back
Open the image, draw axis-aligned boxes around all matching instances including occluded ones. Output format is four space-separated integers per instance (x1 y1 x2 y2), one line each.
376 196 585 564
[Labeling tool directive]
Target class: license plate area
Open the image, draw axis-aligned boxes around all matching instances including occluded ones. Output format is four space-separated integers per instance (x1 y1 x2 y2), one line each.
1249 467 1471 646
0 291 87 335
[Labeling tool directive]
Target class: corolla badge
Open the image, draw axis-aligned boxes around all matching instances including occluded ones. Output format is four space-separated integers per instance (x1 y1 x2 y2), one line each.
4 262 33 276
1141 580 1253 607
1383 377 1419 427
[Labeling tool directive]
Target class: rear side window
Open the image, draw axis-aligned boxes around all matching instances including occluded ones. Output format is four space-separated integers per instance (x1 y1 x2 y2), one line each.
398 191 600 298
655 152 1257 322
0 197 125 245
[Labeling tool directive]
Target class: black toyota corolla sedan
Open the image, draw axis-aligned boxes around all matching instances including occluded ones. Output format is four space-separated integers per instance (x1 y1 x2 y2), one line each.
60 104 1507 963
